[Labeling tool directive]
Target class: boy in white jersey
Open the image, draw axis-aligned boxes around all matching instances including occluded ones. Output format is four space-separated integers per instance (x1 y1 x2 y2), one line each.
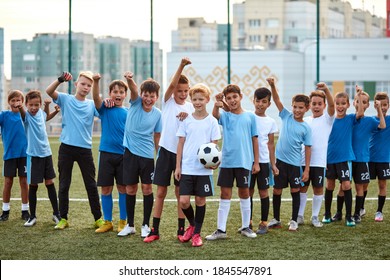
206 84 260 241
266 77 312 232
298 82 335 228
174 84 221 247
144 57 194 243
247 87 278 234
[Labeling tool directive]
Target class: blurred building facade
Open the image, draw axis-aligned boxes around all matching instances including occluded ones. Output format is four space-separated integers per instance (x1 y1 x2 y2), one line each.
0 28 4 110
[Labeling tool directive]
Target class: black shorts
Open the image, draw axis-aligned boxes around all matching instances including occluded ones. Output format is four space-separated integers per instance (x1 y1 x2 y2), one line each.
217 168 251 188
274 160 302 189
352 162 370 184
123 148 154 185
326 161 352 182
97 151 124 186
3 157 27 177
369 162 390 180
153 147 179 187
302 166 326 188
250 163 271 190
27 155 56 185
179 174 214 197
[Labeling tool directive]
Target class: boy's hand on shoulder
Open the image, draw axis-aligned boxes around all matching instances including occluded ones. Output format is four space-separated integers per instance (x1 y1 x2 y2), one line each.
124 71 134 80
176 112 188 121
58 72 72 83
103 98 115 108
266 77 275 87
181 57 191 66
92 73 101 81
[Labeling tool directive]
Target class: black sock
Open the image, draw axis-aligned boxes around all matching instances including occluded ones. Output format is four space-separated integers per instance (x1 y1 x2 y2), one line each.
178 218 185 234
362 190 368 209
46 183 59 216
143 193 154 226
273 194 281 221
126 194 136 227
182 204 195 226
324 189 333 217
29 185 38 218
261 197 270 222
354 196 364 216
250 196 253 221
152 217 161 232
377 195 386 212
344 189 352 219
336 195 344 213
291 192 300 222
194 205 206 234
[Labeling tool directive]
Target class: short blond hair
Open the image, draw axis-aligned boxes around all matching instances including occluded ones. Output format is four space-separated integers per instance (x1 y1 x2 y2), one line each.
77 71 94 82
189 83 211 99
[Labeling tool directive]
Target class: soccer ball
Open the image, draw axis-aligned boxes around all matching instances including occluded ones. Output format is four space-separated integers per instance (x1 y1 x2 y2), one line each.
197 143 222 168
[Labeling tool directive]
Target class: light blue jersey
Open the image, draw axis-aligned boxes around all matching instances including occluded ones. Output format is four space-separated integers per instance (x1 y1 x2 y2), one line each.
23 109 51 157
123 96 162 159
276 108 312 167
370 115 390 163
352 116 379 162
54 92 98 149
219 110 257 171
0 111 27 160
98 103 127 155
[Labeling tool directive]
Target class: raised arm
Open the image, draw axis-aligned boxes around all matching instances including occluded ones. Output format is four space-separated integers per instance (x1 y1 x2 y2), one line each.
266 77 284 112
317 82 335 116
375 100 386 129
17 100 26 121
124 71 138 101
212 92 224 120
355 86 364 119
164 57 191 102
92 73 103 109
44 99 60 121
46 71 72 100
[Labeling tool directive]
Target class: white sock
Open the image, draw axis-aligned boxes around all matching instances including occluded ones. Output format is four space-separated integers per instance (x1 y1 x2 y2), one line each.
21 203 29 211
217 199 231 232
240 198 251 228
298 192 307 217
312 194 323 218
2 203 10 211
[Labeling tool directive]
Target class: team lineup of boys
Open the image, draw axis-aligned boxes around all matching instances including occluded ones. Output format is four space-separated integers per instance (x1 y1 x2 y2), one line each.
0 57 389 247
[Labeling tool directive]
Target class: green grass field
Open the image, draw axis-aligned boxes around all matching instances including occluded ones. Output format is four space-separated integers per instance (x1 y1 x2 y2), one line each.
0 137 389 260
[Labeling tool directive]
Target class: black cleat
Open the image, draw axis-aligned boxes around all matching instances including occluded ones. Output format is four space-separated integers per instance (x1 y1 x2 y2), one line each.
331 211 342 222
0 211 10 222
21 210 30 221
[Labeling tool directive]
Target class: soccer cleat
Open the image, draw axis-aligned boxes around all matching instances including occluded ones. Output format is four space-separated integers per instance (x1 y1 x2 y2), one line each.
297 215 304 225
346 217 356 227
177 226 185 240
331 212 342 222
360 208 366 217
0 211 10 222
311 216 323 228
256 222 268 234
117 224 136 236
143 228 160 243
117 219 127 232
21 210 30 221
141 225 151 238
192 233 203 247
322 215 332 224
353 214 361 224
288 220 298 231
268 218 282 229
205 229 227 241
94 218 105 228
179 225 195 243
52 214 61 225
374 211 384 222
241 227 256 238
95 221 113 233
55 218 69 230
24 217 37 227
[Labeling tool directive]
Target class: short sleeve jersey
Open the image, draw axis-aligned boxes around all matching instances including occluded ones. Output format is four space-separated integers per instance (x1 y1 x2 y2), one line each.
0 111 27 160
23 109 51 157
352 116 379 162
369 115 390 163
254 115 278 163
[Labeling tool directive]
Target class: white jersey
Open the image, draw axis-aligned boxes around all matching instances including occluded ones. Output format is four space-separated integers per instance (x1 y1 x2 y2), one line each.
255 115 278 163
159 96 194 153
176 114 221 176
301 111 335 167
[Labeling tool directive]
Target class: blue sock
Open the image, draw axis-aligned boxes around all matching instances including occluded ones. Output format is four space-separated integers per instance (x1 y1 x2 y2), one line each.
118 192 127 220
101 194 113 221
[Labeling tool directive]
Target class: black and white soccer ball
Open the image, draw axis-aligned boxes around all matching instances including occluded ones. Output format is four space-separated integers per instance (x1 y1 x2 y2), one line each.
197 142 222 168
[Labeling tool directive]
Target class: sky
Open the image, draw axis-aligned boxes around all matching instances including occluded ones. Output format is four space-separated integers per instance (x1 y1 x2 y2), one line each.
0 0 387 79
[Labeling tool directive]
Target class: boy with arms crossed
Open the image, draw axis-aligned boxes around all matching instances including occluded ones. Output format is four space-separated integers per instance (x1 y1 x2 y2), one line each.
174 84 221 247
46 71 103 230
145 57 193 242
92 74 128 233
18 90 60 227
206 84 260 241
266 77 312 231
118 72 162 238
0 90 29 222
298 82 335 227
248 87 278 234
